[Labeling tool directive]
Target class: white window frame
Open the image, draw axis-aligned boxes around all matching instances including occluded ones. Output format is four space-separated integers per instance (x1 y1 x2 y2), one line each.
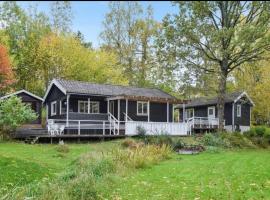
78 100 88 113
89 101 100 114
137 101 148 116
185 108 194 119
51 101 57 116
208 106 215 118
237 104 241 117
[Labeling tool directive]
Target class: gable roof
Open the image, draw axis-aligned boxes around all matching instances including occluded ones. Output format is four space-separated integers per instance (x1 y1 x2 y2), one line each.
0 90 43 102
44 79 177 102
176 91 254 108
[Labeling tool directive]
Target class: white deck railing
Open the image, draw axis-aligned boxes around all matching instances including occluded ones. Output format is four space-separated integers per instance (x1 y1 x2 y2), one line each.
125 121 189 136
47 118 120 136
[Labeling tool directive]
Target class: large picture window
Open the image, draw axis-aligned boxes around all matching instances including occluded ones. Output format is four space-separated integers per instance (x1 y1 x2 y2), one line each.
78 100 100 114
137 101 148 115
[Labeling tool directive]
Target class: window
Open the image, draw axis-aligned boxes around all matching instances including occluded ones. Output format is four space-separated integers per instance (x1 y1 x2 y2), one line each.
90 101 99 113
237 104 241 117
137 101 148 115
51 101 57 116
78 101 88 113
185 109 194 119
78 100 100 114
208 106 215 118
60 99 67 114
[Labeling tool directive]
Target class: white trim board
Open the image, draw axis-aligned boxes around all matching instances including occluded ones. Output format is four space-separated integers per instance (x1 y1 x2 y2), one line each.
43 79 67 102
0 89 43 102
234 91 255 106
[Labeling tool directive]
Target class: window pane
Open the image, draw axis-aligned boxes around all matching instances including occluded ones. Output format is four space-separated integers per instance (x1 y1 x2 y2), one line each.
143 103 148 114
138 102 142 114
209 109 213 115
90 102 99 113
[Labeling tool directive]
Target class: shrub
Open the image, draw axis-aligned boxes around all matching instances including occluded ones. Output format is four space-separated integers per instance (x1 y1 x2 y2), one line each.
121 138 144 149
143 135 173 147
55 144 70 153
136 126 146 137
243 128 256 137
0 96 37 138
172 138 186 150
263 128 270 143
249 137 269 148
202 133 230 148
254 126 266 137
221 132 255 148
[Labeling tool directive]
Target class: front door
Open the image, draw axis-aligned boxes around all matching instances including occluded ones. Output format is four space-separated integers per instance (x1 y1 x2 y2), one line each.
208 106 215 119
109 101 114 115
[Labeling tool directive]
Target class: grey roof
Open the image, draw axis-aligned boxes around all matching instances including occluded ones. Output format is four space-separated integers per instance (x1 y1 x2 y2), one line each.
56 79 176 100
177 91 247 108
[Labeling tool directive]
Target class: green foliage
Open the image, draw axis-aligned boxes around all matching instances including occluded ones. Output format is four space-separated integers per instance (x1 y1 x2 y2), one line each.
0 96 37 137
202 133 230 148
136 126 147 137
172 138 186 150
12 142 171 199
254 126 266 137
55 144 70 154
221 133 255 149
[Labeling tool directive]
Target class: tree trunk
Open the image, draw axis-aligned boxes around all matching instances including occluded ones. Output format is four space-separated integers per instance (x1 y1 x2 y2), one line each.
217 68 228 132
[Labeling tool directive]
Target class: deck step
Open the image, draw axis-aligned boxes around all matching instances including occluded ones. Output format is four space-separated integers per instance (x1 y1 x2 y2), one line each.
24 136 39 144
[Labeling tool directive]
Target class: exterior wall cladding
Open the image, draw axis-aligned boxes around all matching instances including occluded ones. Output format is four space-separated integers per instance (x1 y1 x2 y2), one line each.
178 97 251 127
46 85 173 122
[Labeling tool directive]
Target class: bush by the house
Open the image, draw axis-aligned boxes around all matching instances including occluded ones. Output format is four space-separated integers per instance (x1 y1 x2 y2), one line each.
202 133 231 148
136 126 147 137
243 126 270 147
221 132 255 148
0 96 37 139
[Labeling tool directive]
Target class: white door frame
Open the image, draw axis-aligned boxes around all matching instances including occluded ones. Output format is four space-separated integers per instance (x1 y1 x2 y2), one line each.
208 106 215 119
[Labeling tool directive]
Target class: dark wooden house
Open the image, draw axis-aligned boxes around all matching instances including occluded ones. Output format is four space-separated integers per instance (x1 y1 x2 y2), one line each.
43 79 181 135
175 91 254 133
0 90 43 125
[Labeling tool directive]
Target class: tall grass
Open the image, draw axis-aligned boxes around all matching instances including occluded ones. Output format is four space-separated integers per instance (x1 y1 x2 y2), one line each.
9 142 172 200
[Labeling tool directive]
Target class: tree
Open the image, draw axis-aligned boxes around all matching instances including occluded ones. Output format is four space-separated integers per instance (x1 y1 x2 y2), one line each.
35 33 128 92
101 1 142 85
233 59 270 124
50 1 73 33
159 1 270 130
0 96 37 139
0 1 51 90
0 45 14 93
75 31 92 49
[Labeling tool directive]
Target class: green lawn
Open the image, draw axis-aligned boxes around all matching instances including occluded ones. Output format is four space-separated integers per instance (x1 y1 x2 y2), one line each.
0 141 118 194
1 141 270 200
108 150 270 200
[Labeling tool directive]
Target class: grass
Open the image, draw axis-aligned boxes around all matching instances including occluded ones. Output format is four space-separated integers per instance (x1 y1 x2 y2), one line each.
1 138 270 199
106 149 270 200
0 141 119 195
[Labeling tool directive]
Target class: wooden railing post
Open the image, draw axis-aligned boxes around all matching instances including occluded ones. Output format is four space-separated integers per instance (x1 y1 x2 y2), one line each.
78 121 81 135
103 121 105 135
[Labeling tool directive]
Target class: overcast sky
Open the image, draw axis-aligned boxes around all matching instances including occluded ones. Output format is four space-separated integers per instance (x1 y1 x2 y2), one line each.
17 1 178 48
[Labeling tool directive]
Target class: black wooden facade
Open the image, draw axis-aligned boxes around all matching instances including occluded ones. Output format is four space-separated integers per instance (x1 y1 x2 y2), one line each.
44 79 176 123
176 92 253 132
